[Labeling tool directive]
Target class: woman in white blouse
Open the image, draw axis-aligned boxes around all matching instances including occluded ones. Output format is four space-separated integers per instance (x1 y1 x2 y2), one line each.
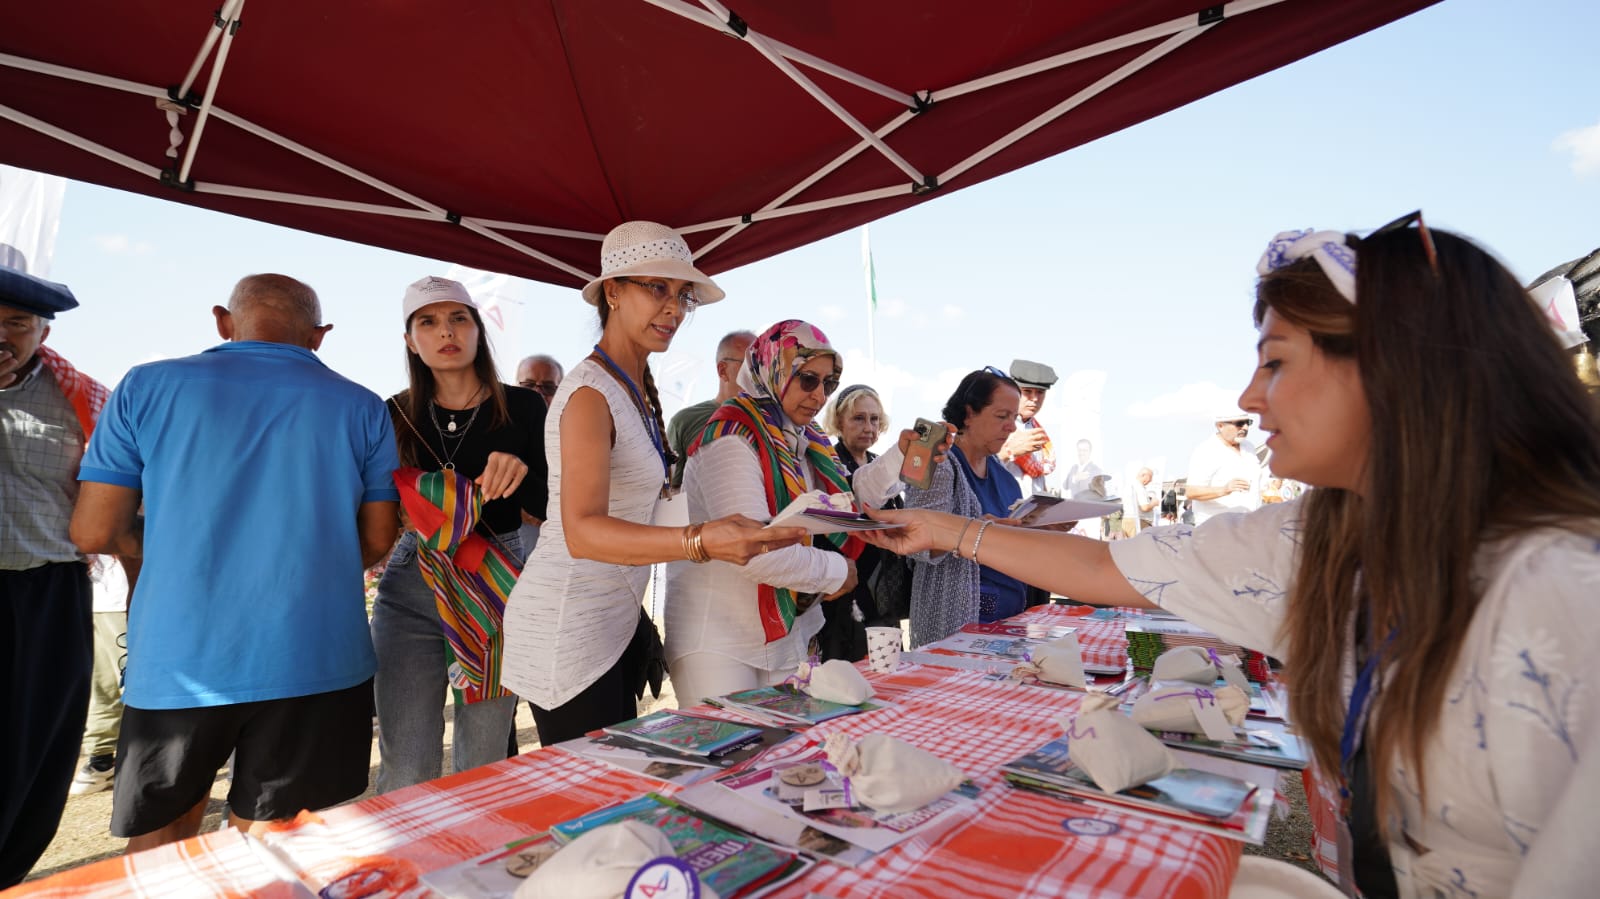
863 217 1600 898
666 320 914 706
500 223 804 746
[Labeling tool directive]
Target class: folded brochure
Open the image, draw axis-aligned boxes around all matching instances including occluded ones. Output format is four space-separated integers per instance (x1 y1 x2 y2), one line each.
1008 493 1122 527
603 710 765 757
765 489 900 536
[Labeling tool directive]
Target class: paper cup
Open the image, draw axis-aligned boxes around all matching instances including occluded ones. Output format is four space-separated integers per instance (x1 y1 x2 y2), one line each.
866 626 903 673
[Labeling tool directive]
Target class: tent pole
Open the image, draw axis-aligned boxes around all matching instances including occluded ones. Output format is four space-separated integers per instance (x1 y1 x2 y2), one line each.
0 103 164 180
175 0 245 102
459 220 596 282
0 52 161 97
176 0 247 185
939 26 1210 187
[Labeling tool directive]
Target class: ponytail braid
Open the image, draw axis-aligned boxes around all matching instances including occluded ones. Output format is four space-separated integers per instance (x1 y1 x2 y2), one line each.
641 363 677 469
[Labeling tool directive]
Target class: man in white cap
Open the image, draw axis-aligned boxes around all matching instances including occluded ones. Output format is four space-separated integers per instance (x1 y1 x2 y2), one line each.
998 358 1060 496
1184 411 1264 525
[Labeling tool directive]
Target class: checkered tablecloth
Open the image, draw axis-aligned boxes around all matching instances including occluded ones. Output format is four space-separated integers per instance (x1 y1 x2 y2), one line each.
15 617 1245 899
1013 603 1137 671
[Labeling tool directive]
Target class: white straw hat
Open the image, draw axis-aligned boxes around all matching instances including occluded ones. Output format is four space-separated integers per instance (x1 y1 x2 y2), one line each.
580 221 726 306
402 275 478 323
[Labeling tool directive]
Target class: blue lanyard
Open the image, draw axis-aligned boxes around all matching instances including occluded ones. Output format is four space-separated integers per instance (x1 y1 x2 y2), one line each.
1339 627 1395 800
591 345 669 479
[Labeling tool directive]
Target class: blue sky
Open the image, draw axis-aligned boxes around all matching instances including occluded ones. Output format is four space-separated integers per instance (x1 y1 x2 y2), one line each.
24 0 1600 490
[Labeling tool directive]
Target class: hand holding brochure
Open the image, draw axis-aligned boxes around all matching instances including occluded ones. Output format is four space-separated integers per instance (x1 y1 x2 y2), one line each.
1008 493 1122 527
765 489 901 536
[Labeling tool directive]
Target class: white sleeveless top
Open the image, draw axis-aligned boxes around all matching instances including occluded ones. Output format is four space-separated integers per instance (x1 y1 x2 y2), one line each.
501 357 665 709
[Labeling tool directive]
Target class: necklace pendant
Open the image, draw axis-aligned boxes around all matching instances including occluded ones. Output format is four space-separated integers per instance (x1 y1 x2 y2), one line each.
443 463 455 471
447 419 457 433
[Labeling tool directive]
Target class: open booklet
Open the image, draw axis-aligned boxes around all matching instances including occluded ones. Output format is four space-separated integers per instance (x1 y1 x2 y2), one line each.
764 489 901 536
1007 493 1122 527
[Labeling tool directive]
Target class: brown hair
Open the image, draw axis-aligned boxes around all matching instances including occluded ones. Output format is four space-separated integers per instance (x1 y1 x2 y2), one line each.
1258 226 1600 824
393 305 510 468
597 281 675 469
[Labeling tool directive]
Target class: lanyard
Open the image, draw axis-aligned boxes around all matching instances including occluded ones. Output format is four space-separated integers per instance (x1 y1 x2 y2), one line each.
1339 626 1395 802
591 345 670 481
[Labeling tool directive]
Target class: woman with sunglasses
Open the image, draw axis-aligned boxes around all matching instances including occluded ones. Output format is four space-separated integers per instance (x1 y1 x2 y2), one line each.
863 218 1600 897
664 321 919 706
900 368 1032 648
500 223 805 745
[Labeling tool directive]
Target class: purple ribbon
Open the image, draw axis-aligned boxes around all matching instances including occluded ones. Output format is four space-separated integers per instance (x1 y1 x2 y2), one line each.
1154 687 1217 706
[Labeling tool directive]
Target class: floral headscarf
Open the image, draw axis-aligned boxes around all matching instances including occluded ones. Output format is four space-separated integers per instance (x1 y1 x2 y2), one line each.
692 319 862 642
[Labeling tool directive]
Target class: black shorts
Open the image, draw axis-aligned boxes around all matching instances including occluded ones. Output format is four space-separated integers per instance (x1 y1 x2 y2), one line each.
111 679 373 838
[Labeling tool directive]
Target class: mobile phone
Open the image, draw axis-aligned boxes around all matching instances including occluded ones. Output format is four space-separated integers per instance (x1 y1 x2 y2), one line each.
899 417 943 490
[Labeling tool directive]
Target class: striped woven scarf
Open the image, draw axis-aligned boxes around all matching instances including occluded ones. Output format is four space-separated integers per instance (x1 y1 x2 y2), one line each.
693 396 863 642
393 467 521 705
35 345 109 441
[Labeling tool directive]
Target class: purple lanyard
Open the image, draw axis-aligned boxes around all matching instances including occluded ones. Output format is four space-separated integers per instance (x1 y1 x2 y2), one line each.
1339 627 1394 801
591 345 669 480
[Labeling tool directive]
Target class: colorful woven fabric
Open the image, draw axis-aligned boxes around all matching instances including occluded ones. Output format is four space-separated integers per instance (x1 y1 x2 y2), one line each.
1014 416 1056 480
393 466 520 704
35 344 109 441
691 319 863 642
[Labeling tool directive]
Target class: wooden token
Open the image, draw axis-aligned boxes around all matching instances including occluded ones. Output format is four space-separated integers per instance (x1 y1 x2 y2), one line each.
777 763 827 787
504 842 557 878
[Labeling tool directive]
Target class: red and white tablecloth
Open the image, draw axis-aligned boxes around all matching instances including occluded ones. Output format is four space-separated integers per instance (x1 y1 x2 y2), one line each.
14 628 1245 899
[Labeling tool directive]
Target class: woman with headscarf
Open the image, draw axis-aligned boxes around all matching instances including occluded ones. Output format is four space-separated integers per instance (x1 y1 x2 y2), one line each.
665 321 920 706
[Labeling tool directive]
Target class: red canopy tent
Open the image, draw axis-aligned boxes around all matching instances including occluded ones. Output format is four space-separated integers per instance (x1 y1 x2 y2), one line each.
0 0 1435 287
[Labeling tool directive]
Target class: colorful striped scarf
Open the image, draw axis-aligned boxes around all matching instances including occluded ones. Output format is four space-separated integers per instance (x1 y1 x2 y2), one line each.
35 345 109 441
694 395 863 642
393 467 521 705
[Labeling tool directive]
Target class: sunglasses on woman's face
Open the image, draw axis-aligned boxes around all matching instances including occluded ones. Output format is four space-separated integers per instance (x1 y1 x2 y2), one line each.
792 370 842 397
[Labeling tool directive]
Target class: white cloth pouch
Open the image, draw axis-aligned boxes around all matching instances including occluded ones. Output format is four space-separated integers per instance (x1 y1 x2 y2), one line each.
1130 682 1249 734
515 820 717 899
798 658 874 705
1010 634 1086 688
823 732 965 814
1064 693 1175 794
1151 646 1219 683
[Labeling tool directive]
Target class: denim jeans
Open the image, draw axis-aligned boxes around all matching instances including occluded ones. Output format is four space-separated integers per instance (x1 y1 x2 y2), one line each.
370 531 520 793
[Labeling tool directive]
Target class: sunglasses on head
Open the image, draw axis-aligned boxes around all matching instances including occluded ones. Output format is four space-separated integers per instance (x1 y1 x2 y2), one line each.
1371 209 1439 273
792 370 841 397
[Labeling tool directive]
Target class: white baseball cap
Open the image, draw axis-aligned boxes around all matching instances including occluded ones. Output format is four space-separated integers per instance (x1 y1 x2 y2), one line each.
1215 410 1254 424
402 276 478 323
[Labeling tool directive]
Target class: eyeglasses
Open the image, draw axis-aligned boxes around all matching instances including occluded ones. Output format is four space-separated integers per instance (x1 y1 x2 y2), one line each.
616 277 700 313
521 379 559 398
791 370 842 397
1371 210 1439 274
717 356 743 367
1222 419 1251 428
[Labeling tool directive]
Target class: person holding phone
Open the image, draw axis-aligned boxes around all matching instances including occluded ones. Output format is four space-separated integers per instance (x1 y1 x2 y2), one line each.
902 368 1030 647
664 320 922 706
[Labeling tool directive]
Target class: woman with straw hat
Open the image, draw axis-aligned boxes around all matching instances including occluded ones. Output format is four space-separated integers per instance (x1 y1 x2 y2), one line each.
500 222 805 744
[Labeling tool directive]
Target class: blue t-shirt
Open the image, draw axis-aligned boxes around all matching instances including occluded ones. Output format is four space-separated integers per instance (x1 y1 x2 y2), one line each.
950 446 1028 622
80 341 400 709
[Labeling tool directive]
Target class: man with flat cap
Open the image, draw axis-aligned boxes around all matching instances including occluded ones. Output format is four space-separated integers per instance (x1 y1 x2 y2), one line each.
998 358 1061 497
0 265 113 887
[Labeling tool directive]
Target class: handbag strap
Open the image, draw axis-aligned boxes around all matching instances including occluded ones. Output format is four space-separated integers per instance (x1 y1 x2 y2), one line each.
388 396 447 470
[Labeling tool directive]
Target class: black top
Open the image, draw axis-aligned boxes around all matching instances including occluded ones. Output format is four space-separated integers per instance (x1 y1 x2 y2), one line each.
388 384 548 536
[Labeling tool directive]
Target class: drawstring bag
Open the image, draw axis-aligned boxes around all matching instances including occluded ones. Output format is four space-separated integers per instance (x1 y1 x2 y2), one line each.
1065 693 1175 793
1009 634 1087 688
823 733 965 814
515 821 719 899
794 658 874 705
1130 683 1249 734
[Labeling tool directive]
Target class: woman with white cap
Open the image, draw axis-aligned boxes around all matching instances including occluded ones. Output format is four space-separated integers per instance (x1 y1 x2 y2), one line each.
862 216 1600 897
370 276 547 791
500 222 804 744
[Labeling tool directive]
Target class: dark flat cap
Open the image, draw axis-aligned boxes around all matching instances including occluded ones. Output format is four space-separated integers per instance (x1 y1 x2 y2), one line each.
0 264 77 319
1009 358 1058 389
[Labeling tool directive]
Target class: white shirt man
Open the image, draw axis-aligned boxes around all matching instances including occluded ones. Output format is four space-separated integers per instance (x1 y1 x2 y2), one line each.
1185 413 1263 524
1130 467 1160 528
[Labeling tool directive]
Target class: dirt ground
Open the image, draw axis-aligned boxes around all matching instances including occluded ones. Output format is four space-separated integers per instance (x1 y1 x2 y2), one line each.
27 680 1324 887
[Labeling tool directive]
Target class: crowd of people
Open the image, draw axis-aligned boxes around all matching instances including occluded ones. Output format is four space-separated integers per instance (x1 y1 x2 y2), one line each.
3 214 1596 897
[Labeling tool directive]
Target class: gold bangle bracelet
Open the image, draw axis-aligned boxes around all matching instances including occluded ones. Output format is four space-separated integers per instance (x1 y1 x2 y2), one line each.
955 518 976 560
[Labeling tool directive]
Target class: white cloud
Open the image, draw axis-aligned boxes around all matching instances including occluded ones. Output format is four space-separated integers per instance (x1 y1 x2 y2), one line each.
939 303 964 321
93 233 154 255
1125 380 1242 420
819 304 845 323
1553 119 1600 176
877 297 909 319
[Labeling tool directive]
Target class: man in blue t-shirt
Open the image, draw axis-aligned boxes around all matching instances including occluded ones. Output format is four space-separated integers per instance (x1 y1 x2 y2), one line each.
71 274 400 852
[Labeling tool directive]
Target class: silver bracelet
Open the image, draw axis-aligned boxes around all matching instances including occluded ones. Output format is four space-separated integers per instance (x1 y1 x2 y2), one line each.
970 520 993 564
